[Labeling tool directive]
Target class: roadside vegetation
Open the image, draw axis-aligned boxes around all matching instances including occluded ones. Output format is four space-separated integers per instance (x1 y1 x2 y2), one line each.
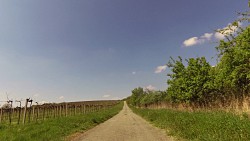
126 3 250 141
127 8 250 111
0 102 123 141
131 106 250 141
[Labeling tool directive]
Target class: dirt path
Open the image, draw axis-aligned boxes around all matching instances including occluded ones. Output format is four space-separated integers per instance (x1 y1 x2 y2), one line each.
72 101 173 141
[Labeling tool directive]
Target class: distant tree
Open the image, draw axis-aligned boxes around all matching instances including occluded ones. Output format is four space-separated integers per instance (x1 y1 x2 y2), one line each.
130 87 144 106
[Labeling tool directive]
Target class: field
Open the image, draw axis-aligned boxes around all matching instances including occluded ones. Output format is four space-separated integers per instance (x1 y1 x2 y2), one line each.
0 100 119 125
0 101 123 141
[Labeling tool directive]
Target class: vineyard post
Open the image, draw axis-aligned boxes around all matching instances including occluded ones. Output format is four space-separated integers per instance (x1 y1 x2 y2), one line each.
8 100 13 124
80 104 83 114
83 104 86 114
22 99 29 124
28 99 33 123
16 100 22 124
58 105 60 117
65 103 68 117
53 106 56 118
42 107 45 121
56 106 58 117
32 106 35 121
59 105 62 117
74 104 76 115
35 102 39 122
48 106 50 118
0 108 2 123
36 107 39 122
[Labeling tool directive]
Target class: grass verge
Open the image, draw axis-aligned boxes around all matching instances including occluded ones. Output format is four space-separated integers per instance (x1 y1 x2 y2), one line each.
0 102 123 141
131 106 250 141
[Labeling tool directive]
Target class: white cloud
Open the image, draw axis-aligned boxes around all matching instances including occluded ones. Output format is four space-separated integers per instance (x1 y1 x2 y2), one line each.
201 33 213 40
214 22 242 40
183 32 213 47
144 85 156 91
183 22 244 47
214 32 225 40
132 71 136 75
155 65 167 73
183 37 199 47
102 94 111 98
59 96 64 100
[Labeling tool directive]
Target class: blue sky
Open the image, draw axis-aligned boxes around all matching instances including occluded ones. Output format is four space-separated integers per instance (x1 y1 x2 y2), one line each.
0 0 248 104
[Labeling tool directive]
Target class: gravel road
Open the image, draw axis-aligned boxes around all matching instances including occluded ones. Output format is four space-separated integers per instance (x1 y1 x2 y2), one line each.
72 101 173 141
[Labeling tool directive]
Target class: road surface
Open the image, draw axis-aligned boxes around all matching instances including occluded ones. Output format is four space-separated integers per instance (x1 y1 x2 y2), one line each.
72 101 173 141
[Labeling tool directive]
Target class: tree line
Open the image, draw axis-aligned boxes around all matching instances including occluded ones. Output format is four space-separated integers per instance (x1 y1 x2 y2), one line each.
127 9 250 109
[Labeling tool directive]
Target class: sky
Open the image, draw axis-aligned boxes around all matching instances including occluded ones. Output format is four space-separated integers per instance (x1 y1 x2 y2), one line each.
0 0 248 105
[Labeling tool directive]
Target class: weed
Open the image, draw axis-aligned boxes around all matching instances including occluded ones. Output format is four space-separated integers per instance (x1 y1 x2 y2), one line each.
131 106 250 141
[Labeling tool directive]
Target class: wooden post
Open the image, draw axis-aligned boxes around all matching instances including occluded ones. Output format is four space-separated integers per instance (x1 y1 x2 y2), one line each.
17 107 21 124
56 106 58 117
43 107 45 121
0 108 2 123
83 104 86 114
74 105 76 115
28 100 32 123
22 99 29 124
8 109 12 124
53 106 56 118
36 107 39 122
81 104 83 114
65 103 68 117
59 105 62 117
32 106 35 121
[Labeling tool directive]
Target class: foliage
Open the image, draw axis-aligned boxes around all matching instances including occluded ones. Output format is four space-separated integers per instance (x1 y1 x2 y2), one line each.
131 106 250 141
129 87 144 106
128 87 167 107
167 57 211 104
216 26 250 97
128 5 250 107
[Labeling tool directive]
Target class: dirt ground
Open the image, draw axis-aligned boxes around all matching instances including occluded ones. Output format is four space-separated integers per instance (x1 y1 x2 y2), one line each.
71 101 174 141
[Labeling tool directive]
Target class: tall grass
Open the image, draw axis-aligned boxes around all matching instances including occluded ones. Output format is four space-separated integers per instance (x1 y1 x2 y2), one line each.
0 102 123 141
131 106 250 141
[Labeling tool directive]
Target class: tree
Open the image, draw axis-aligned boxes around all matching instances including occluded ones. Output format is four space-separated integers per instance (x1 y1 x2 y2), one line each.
129 87 144 106
167 56 211 104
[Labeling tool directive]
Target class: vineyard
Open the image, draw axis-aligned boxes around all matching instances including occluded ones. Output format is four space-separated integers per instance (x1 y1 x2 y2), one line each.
0 99 119 125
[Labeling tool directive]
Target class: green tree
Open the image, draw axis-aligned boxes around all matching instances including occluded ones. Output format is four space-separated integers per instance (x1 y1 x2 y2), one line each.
167 57 211 104
215 26 250 102
130 87 144 106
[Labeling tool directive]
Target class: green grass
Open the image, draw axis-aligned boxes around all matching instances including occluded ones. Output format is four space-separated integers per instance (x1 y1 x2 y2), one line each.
0 102 123 141
131 106 250 141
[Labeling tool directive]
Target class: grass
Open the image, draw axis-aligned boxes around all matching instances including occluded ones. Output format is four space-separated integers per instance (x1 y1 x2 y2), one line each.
131 106 250 141
0 102 123 141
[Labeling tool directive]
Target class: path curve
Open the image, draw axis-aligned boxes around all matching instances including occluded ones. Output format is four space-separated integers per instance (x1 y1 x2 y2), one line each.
72 101 173 141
